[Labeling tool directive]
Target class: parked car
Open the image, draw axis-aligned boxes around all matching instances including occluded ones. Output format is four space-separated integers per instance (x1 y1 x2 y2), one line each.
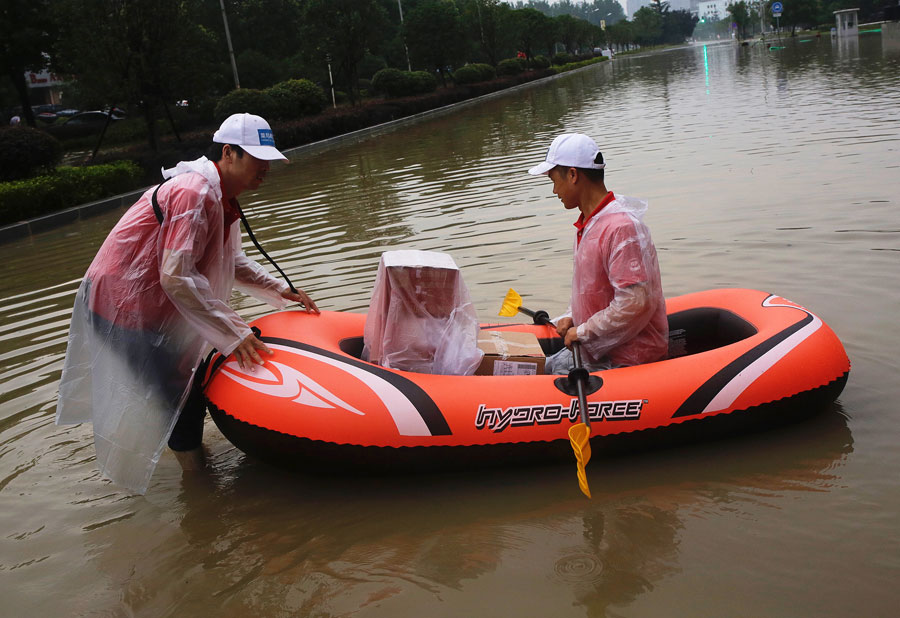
45 110 121 139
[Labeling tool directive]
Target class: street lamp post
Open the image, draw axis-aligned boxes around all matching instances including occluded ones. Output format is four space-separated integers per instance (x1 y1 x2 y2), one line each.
326 54 336 109
397 0 412 71
219 0 240 89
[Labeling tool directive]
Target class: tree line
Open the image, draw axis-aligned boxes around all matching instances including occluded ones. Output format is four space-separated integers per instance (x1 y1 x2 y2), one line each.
3 0 698 151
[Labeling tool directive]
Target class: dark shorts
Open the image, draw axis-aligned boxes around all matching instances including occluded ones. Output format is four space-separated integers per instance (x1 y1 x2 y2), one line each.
88 307 207 452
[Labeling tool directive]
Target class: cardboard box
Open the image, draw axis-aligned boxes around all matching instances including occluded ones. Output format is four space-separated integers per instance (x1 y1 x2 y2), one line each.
476 330 546 376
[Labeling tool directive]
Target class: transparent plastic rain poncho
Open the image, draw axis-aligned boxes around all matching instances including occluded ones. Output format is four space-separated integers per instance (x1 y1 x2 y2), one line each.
56 157 290 494
558 195 669 368
362 250 483 375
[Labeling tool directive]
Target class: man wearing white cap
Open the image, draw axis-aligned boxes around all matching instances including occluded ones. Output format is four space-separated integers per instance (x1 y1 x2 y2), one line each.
56 113 318 493
528 133 668 374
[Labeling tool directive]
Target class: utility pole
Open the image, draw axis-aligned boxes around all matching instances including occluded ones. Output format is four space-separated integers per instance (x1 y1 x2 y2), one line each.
397 0 412 71
219 0 241 89
326 54 337 109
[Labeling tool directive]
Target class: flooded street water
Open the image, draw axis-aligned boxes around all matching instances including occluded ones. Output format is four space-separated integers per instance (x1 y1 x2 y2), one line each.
2 34 899 616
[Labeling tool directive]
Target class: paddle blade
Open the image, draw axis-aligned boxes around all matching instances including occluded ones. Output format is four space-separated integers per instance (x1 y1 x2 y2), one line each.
498 288 523 317
568 423 592 499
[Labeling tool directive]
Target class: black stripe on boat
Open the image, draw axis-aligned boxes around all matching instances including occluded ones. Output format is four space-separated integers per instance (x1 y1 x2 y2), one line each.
672 313 815 418
262 336 452 436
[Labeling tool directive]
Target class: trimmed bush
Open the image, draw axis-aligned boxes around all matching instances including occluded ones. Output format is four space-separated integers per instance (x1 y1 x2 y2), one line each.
409 71 438 94
497 58 526 76
0 161 143 226
371 68 408 97
213 88 276 122
531 55 551 69
266 79 327 119
452 63 496 85
0 126 63 182
371 68 437 98
555 56 609 73
552 52 576 66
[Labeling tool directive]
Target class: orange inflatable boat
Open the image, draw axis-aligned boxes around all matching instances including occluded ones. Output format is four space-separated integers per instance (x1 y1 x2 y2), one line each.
204 288 850 470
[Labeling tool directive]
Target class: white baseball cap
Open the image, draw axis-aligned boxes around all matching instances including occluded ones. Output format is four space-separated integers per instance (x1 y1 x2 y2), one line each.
528 133 605 175
213 113 287 161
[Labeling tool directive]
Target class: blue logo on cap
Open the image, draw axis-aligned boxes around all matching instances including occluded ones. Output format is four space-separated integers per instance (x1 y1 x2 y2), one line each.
258 129 275 146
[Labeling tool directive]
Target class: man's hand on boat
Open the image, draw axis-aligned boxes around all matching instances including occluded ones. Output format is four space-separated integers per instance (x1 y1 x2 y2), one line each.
234 333 273 370
556 316 580 347
281 288 320 314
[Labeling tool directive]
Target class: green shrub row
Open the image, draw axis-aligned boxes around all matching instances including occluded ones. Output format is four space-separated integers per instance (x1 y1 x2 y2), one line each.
213 79 327 122
371 68 438 98
452 63 496 85
3 65 564 226
552 52 577 66
0 161 143 226
551 55 610 74
496 58 528 76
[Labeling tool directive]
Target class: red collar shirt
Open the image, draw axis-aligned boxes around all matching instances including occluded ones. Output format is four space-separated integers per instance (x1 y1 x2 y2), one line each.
568 193 669 367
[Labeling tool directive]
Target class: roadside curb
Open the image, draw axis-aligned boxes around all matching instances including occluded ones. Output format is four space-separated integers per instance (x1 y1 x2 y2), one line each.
0 59 612 246
0 188 147 244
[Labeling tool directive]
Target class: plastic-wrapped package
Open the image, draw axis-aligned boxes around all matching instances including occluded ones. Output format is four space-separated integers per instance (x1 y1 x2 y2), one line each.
362 250 483 375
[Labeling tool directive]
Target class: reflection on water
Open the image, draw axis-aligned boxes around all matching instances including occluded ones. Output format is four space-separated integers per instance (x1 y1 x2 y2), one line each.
60 407 850 616
1 34 899 616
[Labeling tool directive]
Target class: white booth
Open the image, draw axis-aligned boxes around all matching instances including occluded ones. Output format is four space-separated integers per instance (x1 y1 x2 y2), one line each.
833 8 860 37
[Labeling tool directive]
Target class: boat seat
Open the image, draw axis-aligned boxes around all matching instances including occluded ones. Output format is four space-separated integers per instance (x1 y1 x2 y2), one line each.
340 308 757 363
667 308 757 358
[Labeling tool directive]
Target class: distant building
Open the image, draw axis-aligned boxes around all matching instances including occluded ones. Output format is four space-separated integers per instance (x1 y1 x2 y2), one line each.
698 0 734 21
668 0 694 12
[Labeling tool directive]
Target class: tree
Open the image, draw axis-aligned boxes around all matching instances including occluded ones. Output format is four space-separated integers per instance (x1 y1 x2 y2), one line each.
403 0 465 84
664 9 700 43
606 20 635 51
302 0 389 103
632 6 664 46
51 0 220 151
0 0 56 127
222 0 305 62
727 1 753 39
555 14 582 54
459 0 518 66
511 8 555 60
780 0 820 35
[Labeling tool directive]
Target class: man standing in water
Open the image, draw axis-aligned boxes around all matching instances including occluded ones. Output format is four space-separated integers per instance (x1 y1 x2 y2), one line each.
528 133 668 374
56 113 319 494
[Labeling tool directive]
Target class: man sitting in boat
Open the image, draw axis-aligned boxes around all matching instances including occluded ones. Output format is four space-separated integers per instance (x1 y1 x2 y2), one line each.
528 133 668 374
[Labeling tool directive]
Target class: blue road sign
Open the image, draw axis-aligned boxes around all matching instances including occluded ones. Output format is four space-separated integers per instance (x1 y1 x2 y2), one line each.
772 2 783 13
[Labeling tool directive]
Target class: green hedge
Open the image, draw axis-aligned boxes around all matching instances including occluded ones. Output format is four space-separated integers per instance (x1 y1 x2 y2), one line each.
551 56 609 75
213 88 277 122
552 52 576 65
0 126 63 182
0 161 143 226
452 63 496 85
497 58 527 76
266 79 327 119
371 68 438 98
